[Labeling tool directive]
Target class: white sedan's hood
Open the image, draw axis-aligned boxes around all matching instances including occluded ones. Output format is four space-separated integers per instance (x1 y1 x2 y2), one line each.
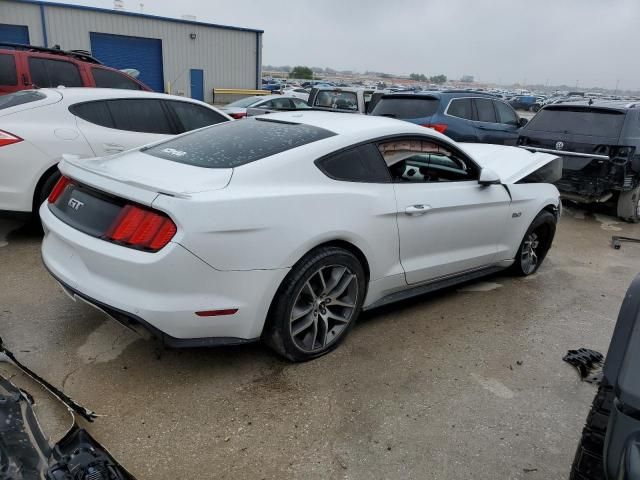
458 143 559 184
60 151 232 200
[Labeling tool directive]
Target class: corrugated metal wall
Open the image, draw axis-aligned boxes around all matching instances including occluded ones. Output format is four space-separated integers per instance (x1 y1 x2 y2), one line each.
0 1 262 102
0 2 43 44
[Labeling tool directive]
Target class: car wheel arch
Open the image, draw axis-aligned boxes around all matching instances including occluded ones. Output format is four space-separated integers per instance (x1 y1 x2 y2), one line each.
32 163 61 212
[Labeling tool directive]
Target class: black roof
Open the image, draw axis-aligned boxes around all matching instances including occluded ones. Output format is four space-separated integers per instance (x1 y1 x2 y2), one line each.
545 99 640 111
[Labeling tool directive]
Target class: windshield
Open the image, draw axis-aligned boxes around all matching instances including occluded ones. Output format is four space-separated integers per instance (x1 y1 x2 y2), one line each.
526 107 626 137
144 117 336 168
225 96 263 108
313 91 358 111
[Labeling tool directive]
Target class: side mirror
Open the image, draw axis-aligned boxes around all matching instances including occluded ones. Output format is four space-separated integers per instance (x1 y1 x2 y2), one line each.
518 117 529 127
479 168 501 186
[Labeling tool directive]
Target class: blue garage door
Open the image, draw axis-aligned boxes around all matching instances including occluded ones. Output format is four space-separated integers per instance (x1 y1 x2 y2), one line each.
90 32 164 92
0 24 30 44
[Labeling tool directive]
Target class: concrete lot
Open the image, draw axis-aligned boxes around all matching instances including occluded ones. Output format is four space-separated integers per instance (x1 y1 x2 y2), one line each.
1 206 639 479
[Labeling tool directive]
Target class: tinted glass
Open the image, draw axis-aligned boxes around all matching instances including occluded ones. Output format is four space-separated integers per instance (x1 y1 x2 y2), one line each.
168 101 228 132
447 98 474 120
526 107 626 137
144 118 336 168
494 101 518 126
70 101 115 128
371 97 439 119
318 144 390 182
105 99 173 134
474 98 496 123
92 68 141 90
28 57 82 88
0 90 47 110
292 98 311 109
0 54 17 85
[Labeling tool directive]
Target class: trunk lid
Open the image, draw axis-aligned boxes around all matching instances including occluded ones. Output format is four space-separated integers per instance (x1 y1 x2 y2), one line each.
458 143 560 184
60 151 233 201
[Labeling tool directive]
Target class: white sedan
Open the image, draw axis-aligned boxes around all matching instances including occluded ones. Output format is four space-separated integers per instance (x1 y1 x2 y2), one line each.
0 88 231 215
220 94 309 119
40 112 561 361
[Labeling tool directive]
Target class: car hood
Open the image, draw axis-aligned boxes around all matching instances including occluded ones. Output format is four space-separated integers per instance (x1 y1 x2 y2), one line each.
59 151 232 200
457 143 560 184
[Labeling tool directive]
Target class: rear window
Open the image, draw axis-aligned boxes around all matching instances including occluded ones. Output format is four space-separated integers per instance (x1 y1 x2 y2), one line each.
371 97 439 119
0 54 17 85
143 118 336 168
0 90 47 110
526 107 626 137
313 91 358 111
92 68 142 90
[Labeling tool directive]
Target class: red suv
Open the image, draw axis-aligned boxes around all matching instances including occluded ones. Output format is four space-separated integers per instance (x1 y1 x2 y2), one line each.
0 43 151 95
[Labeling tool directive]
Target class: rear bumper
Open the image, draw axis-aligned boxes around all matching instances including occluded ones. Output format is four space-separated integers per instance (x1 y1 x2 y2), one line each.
40 203 289 342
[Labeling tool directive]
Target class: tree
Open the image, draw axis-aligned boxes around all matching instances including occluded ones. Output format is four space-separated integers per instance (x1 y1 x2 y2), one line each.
429 74 447 84
410 73 427 82
290 66 313 79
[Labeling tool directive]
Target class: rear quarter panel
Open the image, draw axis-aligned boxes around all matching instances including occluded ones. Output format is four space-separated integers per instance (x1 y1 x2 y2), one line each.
152 141 402 281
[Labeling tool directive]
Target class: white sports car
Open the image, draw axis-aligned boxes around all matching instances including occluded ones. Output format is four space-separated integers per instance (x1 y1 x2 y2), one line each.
40 111 562 361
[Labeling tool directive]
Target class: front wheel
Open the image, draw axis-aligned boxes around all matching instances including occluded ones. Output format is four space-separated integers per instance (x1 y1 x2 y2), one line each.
263 247 366 362
616 187 640 223
510 210 557 276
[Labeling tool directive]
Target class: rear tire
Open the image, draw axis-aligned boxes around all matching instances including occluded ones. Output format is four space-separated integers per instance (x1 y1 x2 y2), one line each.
616 187 640 223
569 385 614 480
509 210 556 276
30 169 60 227
262 247 366 362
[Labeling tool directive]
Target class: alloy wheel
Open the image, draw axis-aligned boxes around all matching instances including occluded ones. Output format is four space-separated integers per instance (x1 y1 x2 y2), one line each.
521 232 540 275
289 265 359 353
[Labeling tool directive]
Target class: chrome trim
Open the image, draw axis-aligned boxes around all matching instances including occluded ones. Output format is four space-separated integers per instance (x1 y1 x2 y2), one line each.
519 146 609 160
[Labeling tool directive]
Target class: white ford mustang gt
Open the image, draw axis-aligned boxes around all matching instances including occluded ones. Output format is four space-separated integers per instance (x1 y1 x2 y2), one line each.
40 111 561 361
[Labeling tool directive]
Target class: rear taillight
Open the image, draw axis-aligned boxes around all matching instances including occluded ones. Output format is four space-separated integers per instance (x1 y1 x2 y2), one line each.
48 176 72 203
423 123 448 134
0 130 23 147
229 112 247 119
105 205 177 252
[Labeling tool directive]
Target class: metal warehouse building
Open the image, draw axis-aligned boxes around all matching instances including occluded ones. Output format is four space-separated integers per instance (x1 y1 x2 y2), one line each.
0 0 263 102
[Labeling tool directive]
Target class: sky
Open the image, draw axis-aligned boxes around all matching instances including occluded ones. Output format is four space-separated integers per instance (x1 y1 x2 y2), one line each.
55 0 640 90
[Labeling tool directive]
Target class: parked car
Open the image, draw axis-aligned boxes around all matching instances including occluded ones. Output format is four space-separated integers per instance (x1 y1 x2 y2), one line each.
370 92 528 145
518 101 640 222
282 87 310 101
220 94 308 119
569 274 640 480
40 111 561 361
0 42 150 95
307 87 376 114
509 95 538 111
0 88 231 216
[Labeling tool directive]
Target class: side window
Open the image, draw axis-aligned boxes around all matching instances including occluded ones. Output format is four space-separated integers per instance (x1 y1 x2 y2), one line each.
167 101 227 132
378 138 478 183
271 97 293 109
0 54 18 85
28 57 82 88
70 101 114 128
292 98 310 109
494 101 518 126
105 99 174 134
474 98 497 123
92 68 142 90
447 98 474 120
317 143 390 183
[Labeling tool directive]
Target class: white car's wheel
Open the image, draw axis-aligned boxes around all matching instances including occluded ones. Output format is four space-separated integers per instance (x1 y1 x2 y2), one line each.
510 210 556 276
263 246 366 362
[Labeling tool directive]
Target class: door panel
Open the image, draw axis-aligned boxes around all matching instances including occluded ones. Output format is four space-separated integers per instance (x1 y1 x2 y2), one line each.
472 99 519 145
190 69 204 101
395 181 511 284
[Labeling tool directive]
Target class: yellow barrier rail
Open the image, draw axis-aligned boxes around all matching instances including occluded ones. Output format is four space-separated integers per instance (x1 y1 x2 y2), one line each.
212 88 272 103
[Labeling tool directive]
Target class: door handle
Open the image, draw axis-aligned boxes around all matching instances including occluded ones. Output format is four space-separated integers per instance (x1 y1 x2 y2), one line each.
405 204 431 216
